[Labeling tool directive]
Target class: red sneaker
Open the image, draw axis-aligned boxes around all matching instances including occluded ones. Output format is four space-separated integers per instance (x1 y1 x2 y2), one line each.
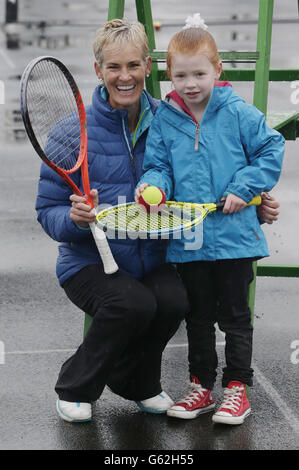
212 381 251 425
167 376 215 419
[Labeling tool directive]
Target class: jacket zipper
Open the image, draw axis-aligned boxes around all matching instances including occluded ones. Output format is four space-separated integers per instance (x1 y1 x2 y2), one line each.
122 117 145 275
122 118 137 183
194 123 200 151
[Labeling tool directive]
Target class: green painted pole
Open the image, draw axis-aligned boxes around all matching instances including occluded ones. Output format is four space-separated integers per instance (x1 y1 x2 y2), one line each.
84 314 93 338
249 0 274 331
253 0 274 115
108 0 125 20
135 0 161 98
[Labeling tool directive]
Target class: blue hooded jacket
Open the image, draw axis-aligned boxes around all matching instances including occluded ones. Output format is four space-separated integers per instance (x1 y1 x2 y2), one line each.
35 86 166 285
138 84 285 263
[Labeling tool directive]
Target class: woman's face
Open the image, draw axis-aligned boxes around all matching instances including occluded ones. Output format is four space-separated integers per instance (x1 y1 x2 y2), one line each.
95 43 151 111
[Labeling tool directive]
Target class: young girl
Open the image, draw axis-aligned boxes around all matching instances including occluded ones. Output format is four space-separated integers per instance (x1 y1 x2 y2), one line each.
135 14 285 425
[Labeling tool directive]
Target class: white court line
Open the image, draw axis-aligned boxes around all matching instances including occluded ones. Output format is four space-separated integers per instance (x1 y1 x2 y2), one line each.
3 342 225 355
3 342 298 434
0 48 16 69
4 348 75 355
252 362 299 435
166 342 226 348
218 331 299 436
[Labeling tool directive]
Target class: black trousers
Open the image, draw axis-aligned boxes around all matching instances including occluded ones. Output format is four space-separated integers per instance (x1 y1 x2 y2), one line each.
55 263 189 403
177 259 254 389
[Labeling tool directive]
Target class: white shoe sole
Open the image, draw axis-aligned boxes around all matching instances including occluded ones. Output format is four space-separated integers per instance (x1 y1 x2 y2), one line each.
56 400 92 423
212 407 251 425
135 401 171 414
167 403 215 420
135 392 174 414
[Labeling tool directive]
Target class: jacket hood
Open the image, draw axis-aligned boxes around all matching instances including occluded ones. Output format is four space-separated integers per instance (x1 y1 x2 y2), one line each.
166 82 243 123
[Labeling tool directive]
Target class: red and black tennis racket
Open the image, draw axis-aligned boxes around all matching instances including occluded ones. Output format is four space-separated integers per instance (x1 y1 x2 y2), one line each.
20 56 118 274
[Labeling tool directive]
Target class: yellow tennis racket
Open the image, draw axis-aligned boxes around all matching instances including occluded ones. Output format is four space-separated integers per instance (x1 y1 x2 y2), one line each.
96 195 262 238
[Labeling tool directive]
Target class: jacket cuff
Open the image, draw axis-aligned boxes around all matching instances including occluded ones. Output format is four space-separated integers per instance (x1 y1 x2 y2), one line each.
223 184 253 203
74 223 91 231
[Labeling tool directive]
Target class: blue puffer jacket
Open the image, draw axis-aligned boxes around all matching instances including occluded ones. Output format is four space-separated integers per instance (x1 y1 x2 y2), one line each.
139 84 285 263
35 86 166 285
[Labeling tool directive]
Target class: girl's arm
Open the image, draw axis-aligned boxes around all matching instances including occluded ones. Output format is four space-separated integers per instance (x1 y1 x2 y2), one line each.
224 104 285 202
137 115 174 199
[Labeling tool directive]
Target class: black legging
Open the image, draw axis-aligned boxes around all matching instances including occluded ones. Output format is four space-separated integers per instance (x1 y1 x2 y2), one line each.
55 263 189 403
177 258 254 390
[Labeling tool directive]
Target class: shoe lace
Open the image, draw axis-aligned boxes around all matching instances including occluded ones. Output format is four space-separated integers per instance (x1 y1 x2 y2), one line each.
179 381 208 406
220 386 243 412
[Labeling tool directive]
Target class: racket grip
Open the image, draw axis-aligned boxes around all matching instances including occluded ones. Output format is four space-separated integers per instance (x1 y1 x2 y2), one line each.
247 195 262 206
217 194 262 210
89 221 118 274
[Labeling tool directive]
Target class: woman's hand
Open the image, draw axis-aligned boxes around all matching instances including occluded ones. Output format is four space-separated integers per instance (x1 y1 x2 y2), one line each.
258 192 280 224
135 183 149 203
70 189 98 228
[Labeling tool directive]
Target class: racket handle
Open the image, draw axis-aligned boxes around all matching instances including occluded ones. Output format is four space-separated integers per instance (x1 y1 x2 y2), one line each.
247 195 262 206
217 195 262 210
89 221 118 274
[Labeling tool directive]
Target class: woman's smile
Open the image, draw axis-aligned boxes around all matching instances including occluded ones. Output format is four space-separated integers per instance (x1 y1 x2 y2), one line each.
116 84 136 94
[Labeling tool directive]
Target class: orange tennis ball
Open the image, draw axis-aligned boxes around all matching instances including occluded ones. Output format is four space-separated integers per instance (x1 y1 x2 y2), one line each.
139 186 166 213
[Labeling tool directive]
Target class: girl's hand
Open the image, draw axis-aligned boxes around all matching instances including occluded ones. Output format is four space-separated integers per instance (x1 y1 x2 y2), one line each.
258 192 280 224
70 189 98 228
135 183 149 203
222 194 247 213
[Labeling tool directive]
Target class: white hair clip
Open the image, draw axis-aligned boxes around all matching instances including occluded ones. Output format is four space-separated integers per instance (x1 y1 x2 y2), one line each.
183 13 208 30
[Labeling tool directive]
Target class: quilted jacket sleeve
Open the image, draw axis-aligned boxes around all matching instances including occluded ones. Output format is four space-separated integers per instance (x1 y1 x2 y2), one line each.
35 162 92 242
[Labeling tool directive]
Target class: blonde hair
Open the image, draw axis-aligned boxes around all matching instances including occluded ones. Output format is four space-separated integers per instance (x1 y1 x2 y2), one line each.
93 18 149 66
166 27 220 78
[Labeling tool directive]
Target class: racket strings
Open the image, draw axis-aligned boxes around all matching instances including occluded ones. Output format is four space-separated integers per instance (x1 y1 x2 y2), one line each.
41 60 81 170
26 59 82 171
98 203 206 235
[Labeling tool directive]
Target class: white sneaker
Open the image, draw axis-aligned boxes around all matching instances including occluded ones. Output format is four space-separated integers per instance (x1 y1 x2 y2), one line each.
56 399 92 423
136 391 174 414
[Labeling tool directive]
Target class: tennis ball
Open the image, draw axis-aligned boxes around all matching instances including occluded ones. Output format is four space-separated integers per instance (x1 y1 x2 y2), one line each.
139 186 166 213
154 21 162 31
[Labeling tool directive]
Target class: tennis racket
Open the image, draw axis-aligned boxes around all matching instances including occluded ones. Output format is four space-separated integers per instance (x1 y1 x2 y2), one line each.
20 55 118 274
96 196 262 238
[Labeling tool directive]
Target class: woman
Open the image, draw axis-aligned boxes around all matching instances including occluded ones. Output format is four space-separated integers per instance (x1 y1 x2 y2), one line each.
36 18 189 423
35 18 279 423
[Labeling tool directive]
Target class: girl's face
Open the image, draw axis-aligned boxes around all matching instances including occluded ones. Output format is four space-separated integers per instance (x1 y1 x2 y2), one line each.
95 43 151 111
170 52 222 112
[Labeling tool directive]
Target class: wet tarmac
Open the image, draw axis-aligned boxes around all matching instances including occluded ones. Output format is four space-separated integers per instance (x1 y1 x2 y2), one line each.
0 0 298 452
